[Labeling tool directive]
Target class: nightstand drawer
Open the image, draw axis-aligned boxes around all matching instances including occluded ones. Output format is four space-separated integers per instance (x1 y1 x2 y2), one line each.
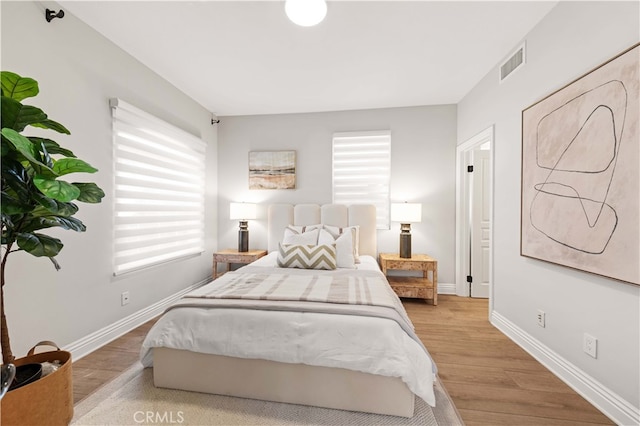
384 260 432 272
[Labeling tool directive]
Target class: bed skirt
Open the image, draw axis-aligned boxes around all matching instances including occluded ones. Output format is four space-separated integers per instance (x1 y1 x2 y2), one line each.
153 347 416 418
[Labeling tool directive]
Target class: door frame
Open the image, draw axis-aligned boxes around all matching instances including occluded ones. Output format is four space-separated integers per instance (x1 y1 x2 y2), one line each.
455 126 495 305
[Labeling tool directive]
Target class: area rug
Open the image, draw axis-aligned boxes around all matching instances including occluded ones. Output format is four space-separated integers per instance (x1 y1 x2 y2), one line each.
73 363 464 425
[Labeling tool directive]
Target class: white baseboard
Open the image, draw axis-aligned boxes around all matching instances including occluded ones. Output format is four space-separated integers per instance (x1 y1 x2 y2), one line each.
491 311 639 426
437 282 456 295
65 278 210 362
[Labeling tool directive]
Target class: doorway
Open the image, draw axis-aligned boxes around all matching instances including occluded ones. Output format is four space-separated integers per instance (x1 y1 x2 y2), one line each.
455 126 494 300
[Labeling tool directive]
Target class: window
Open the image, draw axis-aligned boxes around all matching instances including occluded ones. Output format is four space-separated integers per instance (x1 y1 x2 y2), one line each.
110 99 206 275
332 131 391 229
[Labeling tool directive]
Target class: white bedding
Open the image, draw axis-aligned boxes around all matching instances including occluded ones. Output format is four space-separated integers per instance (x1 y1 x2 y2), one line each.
140 254 436 406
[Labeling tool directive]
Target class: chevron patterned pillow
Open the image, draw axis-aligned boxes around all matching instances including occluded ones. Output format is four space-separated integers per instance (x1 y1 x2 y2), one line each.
277 243 337 270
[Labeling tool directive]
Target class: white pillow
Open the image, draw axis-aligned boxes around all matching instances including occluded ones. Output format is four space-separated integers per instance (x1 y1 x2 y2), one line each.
282 228 319 245
285 224 323 234
323 225 360 263
282 225 322 244
318 229 355 269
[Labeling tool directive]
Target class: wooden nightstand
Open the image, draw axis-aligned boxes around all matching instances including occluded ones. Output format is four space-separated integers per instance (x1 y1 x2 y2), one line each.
379 253 438 305
212 249 267 279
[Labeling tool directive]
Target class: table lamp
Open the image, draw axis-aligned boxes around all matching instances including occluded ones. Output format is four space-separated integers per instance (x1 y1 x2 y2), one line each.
230 202 257 252
391 202 422 258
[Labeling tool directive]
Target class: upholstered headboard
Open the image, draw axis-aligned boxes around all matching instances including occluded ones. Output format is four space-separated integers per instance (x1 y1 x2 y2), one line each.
267 204 377 257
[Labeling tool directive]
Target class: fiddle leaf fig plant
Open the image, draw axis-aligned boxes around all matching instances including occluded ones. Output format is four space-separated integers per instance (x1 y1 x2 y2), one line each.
1 71 105 364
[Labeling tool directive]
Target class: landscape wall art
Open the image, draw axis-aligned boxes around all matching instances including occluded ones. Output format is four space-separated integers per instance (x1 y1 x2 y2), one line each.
249 150 296 190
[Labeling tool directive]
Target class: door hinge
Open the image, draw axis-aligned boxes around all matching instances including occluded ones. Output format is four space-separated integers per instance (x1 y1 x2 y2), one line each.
467 165 474 172
466 275 473 283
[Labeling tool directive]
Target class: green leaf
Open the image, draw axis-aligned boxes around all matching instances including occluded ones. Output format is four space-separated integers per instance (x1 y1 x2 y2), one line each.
30 119 70 135
32 193 57 212
1 96 20 130
1 192 29 215
29 137 76 158
1 97 47 132
32 198 78 217
16 232 63 257
53 158 98 176
1 71 39 101
73 182 105 203
1 159 31 202
30 165 58 180
1 128 48 168
21 216 86 233
1 136 10 156
51 216 86 232
33 177 80 202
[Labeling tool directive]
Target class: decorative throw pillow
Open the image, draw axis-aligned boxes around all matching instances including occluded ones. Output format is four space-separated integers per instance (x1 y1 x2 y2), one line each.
318 229 356 269
285 224 323 234
277 243 337 270
282 228 320 245
323 225 360 263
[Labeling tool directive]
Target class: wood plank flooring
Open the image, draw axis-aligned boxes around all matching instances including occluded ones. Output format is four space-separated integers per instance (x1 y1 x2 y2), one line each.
73 295 614 425
72 319 156 404
403 296 613 425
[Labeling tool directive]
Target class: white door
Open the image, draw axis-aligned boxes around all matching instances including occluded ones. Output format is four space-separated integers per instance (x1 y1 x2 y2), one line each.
470 148 491 298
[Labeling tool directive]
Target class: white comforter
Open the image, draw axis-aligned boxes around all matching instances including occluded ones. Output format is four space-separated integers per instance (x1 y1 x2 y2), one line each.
140 254 436 406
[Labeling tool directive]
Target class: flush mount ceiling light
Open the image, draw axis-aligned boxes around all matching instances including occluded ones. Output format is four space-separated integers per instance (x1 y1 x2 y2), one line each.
285 0 327 27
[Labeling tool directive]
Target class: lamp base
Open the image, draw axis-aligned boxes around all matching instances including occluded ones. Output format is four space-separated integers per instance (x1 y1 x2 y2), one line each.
399 224 411 258
238 221 249 252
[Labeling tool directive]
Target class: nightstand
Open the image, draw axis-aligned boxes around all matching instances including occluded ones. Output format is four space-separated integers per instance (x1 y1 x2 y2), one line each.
379 253 438 305
212 249 267 279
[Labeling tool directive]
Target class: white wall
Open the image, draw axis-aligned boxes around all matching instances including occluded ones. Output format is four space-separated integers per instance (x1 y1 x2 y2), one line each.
217 105 457 284
458 1 639 422
1 1 217 358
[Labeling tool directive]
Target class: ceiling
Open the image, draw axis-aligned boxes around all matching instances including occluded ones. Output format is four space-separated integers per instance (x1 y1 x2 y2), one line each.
60 1 558 117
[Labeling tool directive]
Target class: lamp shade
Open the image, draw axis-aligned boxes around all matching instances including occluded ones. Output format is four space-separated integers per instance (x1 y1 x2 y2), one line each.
285 0 327 27
391 203 422 223
230 203 257 220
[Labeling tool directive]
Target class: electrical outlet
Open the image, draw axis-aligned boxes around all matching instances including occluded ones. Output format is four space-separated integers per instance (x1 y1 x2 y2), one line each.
536 310 545 328
583 333 597 358
121 291 130 306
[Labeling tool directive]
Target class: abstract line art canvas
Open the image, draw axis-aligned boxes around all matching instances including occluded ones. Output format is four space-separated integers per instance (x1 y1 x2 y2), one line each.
521 44 639 285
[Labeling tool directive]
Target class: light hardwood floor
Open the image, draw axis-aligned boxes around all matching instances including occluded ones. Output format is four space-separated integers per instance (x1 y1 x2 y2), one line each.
73 295 614 425
404 296 613 425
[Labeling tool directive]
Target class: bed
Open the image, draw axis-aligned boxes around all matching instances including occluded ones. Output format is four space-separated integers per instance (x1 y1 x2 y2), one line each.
140 203 436 418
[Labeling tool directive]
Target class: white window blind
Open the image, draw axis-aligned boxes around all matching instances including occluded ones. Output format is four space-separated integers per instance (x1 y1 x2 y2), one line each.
332 131 391 229
111 99 206 275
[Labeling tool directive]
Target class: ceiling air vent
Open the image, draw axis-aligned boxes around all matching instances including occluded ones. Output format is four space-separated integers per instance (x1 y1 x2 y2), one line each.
500 43 525 82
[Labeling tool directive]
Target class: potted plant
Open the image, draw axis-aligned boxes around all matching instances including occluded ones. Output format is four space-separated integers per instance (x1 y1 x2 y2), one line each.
1 71 105 424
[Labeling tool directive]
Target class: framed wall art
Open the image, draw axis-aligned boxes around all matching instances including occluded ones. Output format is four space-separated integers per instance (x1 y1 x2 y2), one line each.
249 150 296 190
521 43 639 285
